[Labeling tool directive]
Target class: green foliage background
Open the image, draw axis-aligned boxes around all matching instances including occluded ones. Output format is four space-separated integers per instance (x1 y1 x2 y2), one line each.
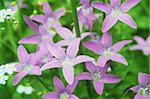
0 0 149 99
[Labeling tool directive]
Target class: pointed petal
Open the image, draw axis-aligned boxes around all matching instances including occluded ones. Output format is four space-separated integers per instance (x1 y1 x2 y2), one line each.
81 32 91 39
69 95 79 99
100 32 112 48
111 53 128 65
85 62 97 73
73 55 94 66
93 80 104 95
91 2 111 14
102 15 118 32
120 0 141 12
134 94 145 99
13 72 27 86
101 74 121 83
32 15 46 24
56 27 73 40
84 41 104 54
47 43 65 59
18 45 29 63
18 34 41 44
66 79 79 94
31 66 41 75
67 38 81 58
134 36 145 46
118 14 137 29
23 16 39 33
43 92 59 99
138 73 150 85
62 67 74 84
130 45 142 51
56 40 71 46
41 60 61 70
76 72 92 80
43 2 52 16
80 0 90 7
110 0 121 7
112 40 132 52
130 85 140 93
97 56 109 67
54 76 65 92
54 8 66 20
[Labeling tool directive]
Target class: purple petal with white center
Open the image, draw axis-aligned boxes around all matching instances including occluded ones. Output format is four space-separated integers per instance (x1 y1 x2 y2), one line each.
130 85 140 93
130 45 142 51
13 72 27 86
110 0 121 7
54 76 65 92
112 40 132 52
84 41 104 54
32 15 46 24
23 16 39 33
69 95 79 99
93 80 104 95
102 15 118 32
120 0 141 12
138 73 150 85
97 56 109 67
31 66 41 75
18 45 30 63
47 43 65 59
66 79 78 94
100 32 112 48
73 55 94 66
67 38 80 58
134 36 145 46
43 92 58 99
43 2 52 16
76 72 92 80
111 53 128 65
91 2 111 14
41 60 61 70
118 14 137 29
62 66 74 84
18 34 41 44
54 8 66 20
101 74 121 83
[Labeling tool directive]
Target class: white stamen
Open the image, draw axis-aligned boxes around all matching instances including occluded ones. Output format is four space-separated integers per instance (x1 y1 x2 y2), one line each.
103 48 113 58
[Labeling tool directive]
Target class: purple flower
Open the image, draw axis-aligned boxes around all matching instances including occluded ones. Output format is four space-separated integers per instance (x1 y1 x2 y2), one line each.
41 38 94 84
92 0 141 32
13 45 42 86
84 32 132 67
32 2 66 37
78 0 101 31
77 62 121 95
130 36 150 55
43 76 79 99
130 73 150 99
56 27 91 46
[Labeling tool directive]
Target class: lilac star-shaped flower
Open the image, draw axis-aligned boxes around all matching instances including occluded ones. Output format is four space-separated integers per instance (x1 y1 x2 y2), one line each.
92 0 141 32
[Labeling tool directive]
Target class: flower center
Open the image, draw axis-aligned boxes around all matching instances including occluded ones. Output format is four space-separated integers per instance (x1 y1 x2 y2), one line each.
48 17 55 24
62 57 74 68
59 92 69 99
103 48 113 58
111 8 122 18
23 64 33 73
138 87 150 96
69 34 76 41
93 71 102 82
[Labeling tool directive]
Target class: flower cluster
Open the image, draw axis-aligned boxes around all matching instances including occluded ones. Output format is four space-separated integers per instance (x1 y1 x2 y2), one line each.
17 85 33 95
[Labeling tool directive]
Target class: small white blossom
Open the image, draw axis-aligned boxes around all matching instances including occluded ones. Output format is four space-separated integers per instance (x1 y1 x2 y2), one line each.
17 85 33 95
17 85 25 94
0 9 7 22
4 63 16 75
0 73 9 85
0 65 6 74
5 9 15 19
24 86 33 95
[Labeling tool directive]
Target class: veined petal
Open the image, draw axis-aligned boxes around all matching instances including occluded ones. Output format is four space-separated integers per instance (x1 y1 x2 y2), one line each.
102 15 118 32
43 92 59 99
91 2 111 14
130 45 142 51
138 72 150 85
101 74 121 83
54 76 65 92
18 45 30 63
97 56 109 67
110 53 128 65
63 67 74 84
130 85 140 93
100 32 112 48
76 72 92 80
110 0 121 7
18 34 41 44
67 38 81 58
13 72 27 86
69 95 79 99
118 14 137 29
120 0 141 12
32 15 46 24
93 80 104 95
73 55 94 66
54 8 66 20
134 36 145 46
112 40 132 52
43 2 52 16
41 60 61 70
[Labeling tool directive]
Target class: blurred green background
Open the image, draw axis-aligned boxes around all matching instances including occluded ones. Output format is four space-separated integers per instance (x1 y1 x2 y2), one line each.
0 0 149 99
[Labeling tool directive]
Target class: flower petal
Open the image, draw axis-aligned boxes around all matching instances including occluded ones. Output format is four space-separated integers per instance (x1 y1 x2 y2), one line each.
13 72 27 86
147 36 150 44
91 2 111 14
97 56 109 67
62 67 74 84
110 0 121 7
69 95 79 99
18 45 30 63
67 38 81 58
41 60 61 70
54 76 65 92
23 16 39 33
120 0 141 12
112 40 132 52
66 79 79 94
134 36 145 46
129 45 142 51
76 72 92 80
73 55 94 66
81 32 91 39
32 15 46 24
18 34 41 44
102 15 118 32
43 2 52 16
118 14 137 29
111 53 128 65
100 32 112 48
54 8 66 20
138 72 150 85
130 85 140 93
85 62 97 73
31 66 41 75
134 93 145 99
80 0 90 7
101 74 121 83
43 92 58 99
56 40 71 46
93 80 104 95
